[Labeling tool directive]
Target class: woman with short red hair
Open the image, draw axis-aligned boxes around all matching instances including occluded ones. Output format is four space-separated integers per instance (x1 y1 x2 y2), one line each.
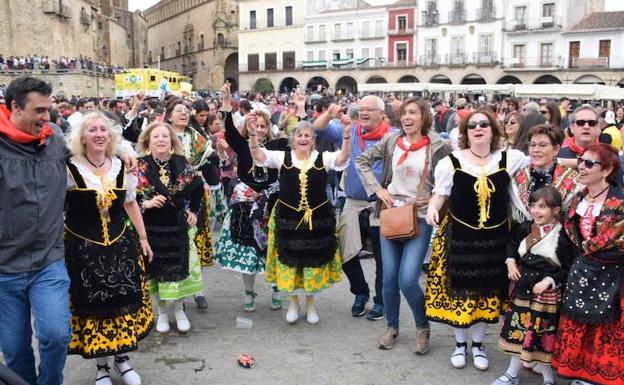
552 143 624 385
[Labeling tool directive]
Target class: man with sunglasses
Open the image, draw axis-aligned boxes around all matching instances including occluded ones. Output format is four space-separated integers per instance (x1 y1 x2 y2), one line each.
558 106 600 159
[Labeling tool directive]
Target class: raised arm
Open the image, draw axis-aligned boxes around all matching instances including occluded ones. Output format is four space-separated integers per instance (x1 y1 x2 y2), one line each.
312 103 342 131
247 113 267 164
333 114 352 168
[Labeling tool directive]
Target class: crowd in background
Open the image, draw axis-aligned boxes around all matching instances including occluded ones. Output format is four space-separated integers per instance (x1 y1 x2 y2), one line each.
0 54 125 74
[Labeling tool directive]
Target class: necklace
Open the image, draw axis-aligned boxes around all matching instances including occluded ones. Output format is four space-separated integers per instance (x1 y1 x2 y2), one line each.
154 157 171 186
85 155 106 176
470 149 491 161
588 184 609 203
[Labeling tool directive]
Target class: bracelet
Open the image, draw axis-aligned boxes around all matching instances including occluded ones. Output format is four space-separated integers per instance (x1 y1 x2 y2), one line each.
343 136 351 140
139 234 147 241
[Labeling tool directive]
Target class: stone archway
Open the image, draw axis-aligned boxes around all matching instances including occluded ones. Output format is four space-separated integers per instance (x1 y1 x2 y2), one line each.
306 76 330 92
336 76 358 93
278 77 300 93
533 75 562 84
224 53 239 91
460 73 487 85
366 75 388 84
430 74 452 84
253 78 274 93
397 75 419 83
573 74 605 85
496 75 522 84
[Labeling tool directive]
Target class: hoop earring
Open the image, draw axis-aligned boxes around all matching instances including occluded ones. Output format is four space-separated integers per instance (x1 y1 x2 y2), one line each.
169 148 174 155
145 148 151 155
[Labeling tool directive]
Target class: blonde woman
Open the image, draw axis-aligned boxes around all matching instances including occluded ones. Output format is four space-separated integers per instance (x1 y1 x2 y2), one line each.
136 122 205 334
65 111 153 385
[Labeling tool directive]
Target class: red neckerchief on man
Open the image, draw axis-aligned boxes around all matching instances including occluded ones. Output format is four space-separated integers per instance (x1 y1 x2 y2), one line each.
395 136 429 166
355 120 390 151
0 105 52 146
567 139 597 156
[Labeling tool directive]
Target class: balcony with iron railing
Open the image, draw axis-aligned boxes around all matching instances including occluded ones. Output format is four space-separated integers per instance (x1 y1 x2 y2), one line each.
569 57 609 69
421 10 440 27
388 27 415 36
504 16 562 32
331 33 356 42
304 35 327 44
501 56 564 70
448 9 467 24
476 7 496 22
472 51 498 65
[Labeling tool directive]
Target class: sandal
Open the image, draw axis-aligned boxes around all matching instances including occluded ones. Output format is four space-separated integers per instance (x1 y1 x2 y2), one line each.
244 290 257 312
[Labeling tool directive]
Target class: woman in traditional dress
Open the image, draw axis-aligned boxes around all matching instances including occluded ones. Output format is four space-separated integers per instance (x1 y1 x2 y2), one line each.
510 124 581 224
65 112 154 385
214 82 289 312
164 98 213 312
136 122 205 333
355 98 451 352
249 119 351 324
425 108 528 371
552 143 624 385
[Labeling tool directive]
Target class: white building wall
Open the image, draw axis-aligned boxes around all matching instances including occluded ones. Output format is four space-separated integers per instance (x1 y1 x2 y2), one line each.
564 31 624 69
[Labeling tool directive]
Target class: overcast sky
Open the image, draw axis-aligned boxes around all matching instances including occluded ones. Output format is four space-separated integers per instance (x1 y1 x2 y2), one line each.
128 0 395 12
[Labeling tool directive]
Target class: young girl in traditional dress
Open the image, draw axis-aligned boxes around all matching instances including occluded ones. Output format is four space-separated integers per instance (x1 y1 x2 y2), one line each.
492 186 573 385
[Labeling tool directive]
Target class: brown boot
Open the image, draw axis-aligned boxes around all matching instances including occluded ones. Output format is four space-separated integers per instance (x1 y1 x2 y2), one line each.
377 327 399 350
412 327 430 354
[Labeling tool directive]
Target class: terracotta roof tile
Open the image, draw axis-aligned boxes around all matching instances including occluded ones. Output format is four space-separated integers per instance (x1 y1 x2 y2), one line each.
567 11 624 33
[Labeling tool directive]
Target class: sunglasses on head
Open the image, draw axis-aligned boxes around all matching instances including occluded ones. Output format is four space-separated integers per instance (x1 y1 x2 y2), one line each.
467 120 490 129
574 119 598 127
577 157 602 169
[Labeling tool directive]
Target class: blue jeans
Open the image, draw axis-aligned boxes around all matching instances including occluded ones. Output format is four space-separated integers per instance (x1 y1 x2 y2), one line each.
380 219 433 329
0 259 71 385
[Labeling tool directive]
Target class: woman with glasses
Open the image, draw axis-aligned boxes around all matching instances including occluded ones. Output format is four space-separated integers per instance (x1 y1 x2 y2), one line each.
539 102 563 131
552 143 624 385
426 108 528 371
510 124 581 223
502 112 523 149
163 98 214 311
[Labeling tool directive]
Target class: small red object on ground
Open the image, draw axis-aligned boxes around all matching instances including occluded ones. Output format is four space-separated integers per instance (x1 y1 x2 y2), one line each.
238 354 256 368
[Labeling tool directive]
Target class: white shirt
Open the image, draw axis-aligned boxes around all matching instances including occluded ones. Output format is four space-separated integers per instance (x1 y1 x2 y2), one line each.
67 156 137 202
66 111 84 131
256 149 349 173
387 139 429 217
433 149 528 196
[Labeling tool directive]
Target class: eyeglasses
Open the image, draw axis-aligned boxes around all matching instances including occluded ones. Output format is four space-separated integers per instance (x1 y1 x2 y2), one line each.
577 157 602 169
574 119 598 127
528 142 552 150
358 107 381 113
173 108 189 114
467 120 490 129
540 110 549 115
506 120 517 125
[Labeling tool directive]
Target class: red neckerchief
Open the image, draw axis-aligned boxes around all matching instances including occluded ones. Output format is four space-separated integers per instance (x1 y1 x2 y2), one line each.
567 140 597 156
395 136 429 166
0 105 52 146
355 121 390 150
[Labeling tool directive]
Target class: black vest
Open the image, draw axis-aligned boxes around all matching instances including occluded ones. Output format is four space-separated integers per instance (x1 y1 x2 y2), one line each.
65 159 127 245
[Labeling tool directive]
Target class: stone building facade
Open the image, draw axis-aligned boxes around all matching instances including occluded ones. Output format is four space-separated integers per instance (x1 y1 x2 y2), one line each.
0 0 147 68
144 0 239 90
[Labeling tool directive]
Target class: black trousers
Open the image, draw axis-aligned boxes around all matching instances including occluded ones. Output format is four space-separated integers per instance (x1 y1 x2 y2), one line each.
342 226 383 306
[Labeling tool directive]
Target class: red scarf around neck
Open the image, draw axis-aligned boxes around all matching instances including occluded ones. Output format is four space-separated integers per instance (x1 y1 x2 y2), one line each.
396 136 430 166
355 121 390 150
0 105 52 146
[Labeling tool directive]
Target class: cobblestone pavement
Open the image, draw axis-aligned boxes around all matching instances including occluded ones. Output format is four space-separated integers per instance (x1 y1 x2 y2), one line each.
61 258 548 385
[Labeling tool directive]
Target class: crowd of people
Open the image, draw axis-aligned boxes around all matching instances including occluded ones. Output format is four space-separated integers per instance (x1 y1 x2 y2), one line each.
0 75 622 385
0 54 125 74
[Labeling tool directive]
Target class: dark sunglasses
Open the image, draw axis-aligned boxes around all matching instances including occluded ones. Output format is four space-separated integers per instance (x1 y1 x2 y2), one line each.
540 110 549 115
577 157 602 169
574 119 598 127
467 120 490 129
506 120 517 125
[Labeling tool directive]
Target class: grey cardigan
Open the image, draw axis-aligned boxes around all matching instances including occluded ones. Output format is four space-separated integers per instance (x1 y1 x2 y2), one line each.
355 130 451 217
0 132 67 273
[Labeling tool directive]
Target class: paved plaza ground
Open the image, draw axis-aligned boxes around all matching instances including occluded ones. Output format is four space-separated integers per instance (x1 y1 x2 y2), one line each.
60 257 549 385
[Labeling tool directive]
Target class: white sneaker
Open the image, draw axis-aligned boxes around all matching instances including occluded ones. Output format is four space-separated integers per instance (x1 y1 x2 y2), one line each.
156 313 170 333
450 345 467 368
114 356 141 385
174 309 191 332
285 302 299 324
306 304 320 325
472 345 489 371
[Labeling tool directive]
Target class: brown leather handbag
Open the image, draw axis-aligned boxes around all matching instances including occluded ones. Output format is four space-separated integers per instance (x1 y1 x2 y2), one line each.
379 145 430 241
